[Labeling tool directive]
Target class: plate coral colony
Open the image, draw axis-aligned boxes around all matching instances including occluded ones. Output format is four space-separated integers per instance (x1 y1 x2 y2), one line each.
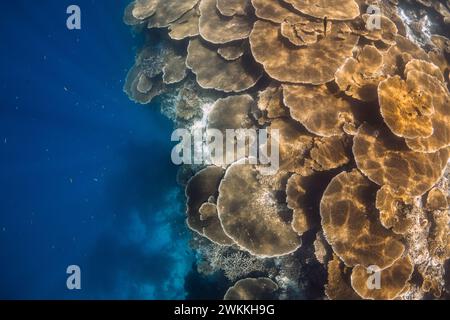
123 0 450 300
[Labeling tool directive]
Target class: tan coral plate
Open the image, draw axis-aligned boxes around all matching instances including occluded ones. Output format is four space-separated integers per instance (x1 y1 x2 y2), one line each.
123 0 450 300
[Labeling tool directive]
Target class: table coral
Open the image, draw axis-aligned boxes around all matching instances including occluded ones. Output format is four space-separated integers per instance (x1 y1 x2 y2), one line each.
224 277 279 300
124 0 450 300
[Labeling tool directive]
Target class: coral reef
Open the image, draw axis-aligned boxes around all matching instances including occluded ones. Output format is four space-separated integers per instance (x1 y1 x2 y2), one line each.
124 0 450 300
195 241 271 281
224 277 279 300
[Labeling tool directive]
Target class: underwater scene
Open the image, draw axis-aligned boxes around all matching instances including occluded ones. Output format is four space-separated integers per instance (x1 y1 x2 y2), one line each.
1 0 450 302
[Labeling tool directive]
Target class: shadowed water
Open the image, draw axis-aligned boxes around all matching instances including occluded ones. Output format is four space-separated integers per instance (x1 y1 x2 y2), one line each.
0 0 193 299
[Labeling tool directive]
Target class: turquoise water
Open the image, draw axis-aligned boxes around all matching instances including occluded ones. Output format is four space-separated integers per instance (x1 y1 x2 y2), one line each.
0 0 194 299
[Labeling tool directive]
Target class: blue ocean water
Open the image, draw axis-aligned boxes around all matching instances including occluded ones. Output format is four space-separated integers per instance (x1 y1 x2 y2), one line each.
0 0 193 299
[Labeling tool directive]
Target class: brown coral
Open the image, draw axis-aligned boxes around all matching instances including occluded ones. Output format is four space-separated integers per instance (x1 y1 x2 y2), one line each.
375 185 415 235
426 187 449 211
351 256 414 300
224 277 278 300
199 0 253 44
250 19 359 84
162 55 187 84
199 202 235 245
186 38 262 92
124 45 185 104
283 0 360 21
217 159 302 257
320 169 405 269
257 84 289 119
124 2 145 26
124 0 450 301
136 73 153 94
335 45 385 102
124 65 164 104
353 123 449 197
207 95 255 165
382 35 429 76
186 166 226 235
426 188 450 264
283 84 356 137
404 70 450 153
168 6 200 40
308 135 351 171
404 59 445 83
262 117 350 175
358 14 398 46
147 0 199 28
207 95 255 133
280 16 332 47
217 43 245 61
314 231 331 265
217 0 252 17
131 0 157 20
267 118 314 174
286 174 316 235
251 0 301 23
378 74 435 139
325 254 360 300
428 35 450 78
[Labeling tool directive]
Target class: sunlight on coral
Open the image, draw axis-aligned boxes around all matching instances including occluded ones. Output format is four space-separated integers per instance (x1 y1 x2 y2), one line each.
124 0 450 300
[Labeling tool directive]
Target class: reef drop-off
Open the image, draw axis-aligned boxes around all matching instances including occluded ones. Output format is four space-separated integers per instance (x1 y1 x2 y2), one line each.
124 0 450 300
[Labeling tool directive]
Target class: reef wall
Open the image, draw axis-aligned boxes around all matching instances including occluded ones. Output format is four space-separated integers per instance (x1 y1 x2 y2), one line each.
123 0 450 300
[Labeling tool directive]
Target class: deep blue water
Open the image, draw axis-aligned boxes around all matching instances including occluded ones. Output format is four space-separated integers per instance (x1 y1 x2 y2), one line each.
0 0 193 299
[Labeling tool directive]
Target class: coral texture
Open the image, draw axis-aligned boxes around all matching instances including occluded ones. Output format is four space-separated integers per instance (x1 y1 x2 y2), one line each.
124 0 450 300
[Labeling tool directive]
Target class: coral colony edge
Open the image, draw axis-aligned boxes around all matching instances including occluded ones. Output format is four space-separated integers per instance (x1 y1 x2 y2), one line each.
123 0 450 300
